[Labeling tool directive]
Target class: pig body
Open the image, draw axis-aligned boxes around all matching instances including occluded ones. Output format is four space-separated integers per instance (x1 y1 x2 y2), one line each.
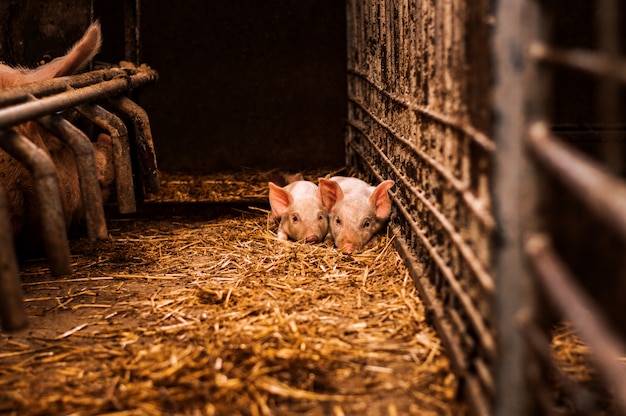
0 22 114 252
319 176 394 253
269 180 329 243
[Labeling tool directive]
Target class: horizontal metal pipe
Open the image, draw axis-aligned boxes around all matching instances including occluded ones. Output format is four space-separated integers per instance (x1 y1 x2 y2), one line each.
0 67 130 108
348 69 496 152
0 129 72 276
530 43 626 84
107 96 160 194
350 126 496 294
0 69 157 130
347 103 495 230
352 142 497 358
38 114 108 240
76 103 136 214
0 185 27 331
527 122 626 240
525 234 626 415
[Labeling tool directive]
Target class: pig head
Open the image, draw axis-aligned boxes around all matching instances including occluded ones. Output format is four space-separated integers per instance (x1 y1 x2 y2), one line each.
319 176 394 253
269 180 329 243
0 22 114 251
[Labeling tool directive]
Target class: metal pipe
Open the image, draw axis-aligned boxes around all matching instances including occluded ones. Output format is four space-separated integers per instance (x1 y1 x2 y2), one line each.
0 185 27 331
0 68 158 130
37 114 108 240
530 43 626 84
0 67 130 108
351 128 495 294
107 96 160 194
347 69 496 152
527 122 626 240
76 103 137 214
0 129 72 276
525 234 626 415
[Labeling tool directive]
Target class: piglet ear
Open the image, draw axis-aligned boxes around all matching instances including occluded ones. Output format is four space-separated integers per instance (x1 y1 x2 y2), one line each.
370 180 395 219
268 182 293 217
318 178 343 211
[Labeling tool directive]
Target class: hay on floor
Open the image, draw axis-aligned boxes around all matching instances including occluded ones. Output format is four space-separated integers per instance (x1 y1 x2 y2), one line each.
0 171 464 415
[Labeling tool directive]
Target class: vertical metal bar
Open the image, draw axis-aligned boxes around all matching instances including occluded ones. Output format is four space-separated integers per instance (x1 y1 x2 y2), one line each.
107 96 160 194
0 185 27 331
492 0 542 414
597 0 621 174
76 103 137 214
37 115 108 241
124 0 141 65
0 129 72 276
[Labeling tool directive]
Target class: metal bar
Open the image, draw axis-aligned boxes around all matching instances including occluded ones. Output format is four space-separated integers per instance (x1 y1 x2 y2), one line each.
347 69 496 152
352 140 497 358
347 103 495 230
0 129 72 276
492 0 539 414
392 227 491 416
530 43 626 84
37 114 108 240
525 234 626 415
0 68 158 130
107 96 160 194
0 67 130 108
350 127 496 294
528 121 626 240
76 103 136 214
0 185 27 331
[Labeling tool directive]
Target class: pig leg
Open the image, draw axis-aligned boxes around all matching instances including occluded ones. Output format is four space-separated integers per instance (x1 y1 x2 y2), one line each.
0 185 27 331
0 129 72 276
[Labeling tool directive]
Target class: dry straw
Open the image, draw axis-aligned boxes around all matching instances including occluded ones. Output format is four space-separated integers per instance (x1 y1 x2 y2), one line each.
0 171 463 415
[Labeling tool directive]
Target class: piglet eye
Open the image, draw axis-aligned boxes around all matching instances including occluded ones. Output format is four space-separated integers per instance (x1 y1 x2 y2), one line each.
335 217 342 225
318 213 325 221
291 215 299 223
362 218 371 228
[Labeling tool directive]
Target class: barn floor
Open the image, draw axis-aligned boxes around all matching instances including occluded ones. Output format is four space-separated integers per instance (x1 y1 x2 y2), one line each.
0 171 465 416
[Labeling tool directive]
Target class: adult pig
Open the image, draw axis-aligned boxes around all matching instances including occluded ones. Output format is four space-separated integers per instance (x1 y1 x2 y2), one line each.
0 22 113 251
319 176 394 253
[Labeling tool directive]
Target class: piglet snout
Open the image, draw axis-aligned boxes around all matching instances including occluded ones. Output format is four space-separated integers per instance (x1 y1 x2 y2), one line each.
305 235 320 244
340 243 355 254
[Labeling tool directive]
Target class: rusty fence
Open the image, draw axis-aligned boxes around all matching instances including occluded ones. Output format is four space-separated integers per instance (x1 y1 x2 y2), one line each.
0 63 159 331
349 0 626 415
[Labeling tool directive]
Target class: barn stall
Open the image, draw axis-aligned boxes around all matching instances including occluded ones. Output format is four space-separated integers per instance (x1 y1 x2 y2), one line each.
1 0 626 415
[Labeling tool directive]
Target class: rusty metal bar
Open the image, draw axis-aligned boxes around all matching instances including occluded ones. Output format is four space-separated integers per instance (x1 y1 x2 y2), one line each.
528 121 626 240
347 103 495 230
351 141 497 358
107 96 160 194
350 125 496 295
76 103 136 214
0 129 72 276
0 67 131 108
347 70 496 152
0 185 27 331
525 234 626 415
530 43 626 84
392 227 491 416
37 114 108 240
0 67 158 130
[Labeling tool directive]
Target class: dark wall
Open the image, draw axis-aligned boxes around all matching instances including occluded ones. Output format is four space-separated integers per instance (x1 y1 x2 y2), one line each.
138 1 347 173
0 1 347 174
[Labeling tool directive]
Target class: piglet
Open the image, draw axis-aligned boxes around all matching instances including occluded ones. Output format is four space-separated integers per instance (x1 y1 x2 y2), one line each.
318 176 394 253
0 22 114 252
268 179 329 243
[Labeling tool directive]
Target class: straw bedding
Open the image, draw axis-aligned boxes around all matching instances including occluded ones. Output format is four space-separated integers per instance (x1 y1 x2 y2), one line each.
0 171 464 415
